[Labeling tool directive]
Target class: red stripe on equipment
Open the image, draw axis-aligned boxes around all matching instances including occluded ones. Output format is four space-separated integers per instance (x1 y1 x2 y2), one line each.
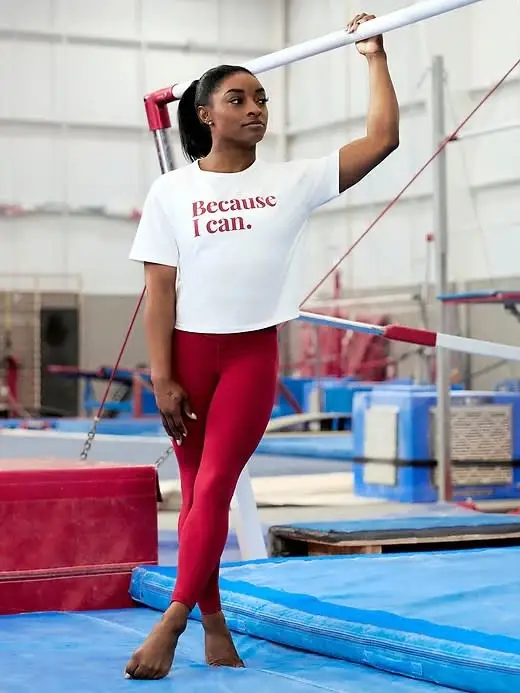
384 325 437 347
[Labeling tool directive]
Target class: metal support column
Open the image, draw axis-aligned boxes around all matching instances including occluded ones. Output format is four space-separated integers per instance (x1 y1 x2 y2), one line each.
431 55 452 502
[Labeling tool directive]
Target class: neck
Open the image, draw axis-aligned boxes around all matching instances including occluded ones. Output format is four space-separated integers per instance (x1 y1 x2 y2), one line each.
198 144 256 173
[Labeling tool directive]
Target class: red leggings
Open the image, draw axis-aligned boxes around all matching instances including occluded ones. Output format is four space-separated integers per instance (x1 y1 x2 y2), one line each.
170 326 278 614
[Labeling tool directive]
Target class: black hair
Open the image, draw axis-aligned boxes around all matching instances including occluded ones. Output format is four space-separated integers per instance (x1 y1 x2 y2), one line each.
177 64 254 162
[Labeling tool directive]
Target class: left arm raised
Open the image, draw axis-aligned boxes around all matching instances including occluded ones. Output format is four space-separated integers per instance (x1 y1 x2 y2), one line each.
339 17 400 193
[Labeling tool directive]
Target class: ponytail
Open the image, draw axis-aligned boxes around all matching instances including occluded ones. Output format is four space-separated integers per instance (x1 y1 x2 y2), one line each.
177 80 212 162
177 66 254 163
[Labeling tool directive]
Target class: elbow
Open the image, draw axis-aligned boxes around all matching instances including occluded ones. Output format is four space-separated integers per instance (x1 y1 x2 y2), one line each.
367 132 399 161
383 133 399 155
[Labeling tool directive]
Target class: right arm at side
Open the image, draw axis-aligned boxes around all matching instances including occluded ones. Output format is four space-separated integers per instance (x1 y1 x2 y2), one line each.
143 261 177 388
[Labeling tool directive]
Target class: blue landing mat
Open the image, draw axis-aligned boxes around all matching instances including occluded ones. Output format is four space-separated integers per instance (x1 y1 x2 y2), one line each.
256 433 353 460
283 506 520 535
131 547 520 693
0 608 458 692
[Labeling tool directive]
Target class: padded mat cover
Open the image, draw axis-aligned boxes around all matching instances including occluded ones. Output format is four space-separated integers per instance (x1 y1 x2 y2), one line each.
131 548 520 693
0 609 458 692
276 506 520 539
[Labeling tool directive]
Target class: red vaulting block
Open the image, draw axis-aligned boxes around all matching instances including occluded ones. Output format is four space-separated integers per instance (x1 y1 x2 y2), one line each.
0 458 159 615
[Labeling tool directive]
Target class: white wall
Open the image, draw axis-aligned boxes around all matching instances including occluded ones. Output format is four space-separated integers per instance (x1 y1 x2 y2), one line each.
2 0 519 299
0 0 282 294
287 0 520 299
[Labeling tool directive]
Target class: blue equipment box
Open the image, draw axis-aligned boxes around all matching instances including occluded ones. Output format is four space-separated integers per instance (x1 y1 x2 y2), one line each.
352 386 520 502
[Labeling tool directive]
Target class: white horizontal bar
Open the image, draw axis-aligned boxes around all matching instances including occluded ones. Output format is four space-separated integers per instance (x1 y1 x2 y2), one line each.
454 122 520 141
298 311 384 335
437 332 520 362
172 0 482 99
299 309 520 363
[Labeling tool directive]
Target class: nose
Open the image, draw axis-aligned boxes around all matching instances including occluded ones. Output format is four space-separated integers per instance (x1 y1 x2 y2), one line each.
246 100 262 117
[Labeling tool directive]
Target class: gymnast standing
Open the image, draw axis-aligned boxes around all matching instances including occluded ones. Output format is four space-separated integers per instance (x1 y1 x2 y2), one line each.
126 12 399 680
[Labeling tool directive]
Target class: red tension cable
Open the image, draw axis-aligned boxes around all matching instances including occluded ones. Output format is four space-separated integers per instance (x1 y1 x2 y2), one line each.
300 57 520 308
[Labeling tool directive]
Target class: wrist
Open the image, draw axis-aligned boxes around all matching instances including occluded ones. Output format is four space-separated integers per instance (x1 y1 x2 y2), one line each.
151 373 172 388
365 50 387 62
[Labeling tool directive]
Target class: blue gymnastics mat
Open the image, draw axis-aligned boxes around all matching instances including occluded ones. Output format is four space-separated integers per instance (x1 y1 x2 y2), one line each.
0 608 458 692
278 505 520 536
256 433 353 460
130 547 520 693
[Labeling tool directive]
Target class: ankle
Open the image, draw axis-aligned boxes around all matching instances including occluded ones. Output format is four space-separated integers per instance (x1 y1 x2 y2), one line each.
162 602 189 633
202 611 228 633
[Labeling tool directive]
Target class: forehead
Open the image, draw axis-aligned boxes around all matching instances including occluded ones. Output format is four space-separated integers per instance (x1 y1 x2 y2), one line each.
215 72 265 96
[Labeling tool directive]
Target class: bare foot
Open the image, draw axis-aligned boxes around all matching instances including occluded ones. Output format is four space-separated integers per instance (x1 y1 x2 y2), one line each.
202 612 245 668
125 603 188 680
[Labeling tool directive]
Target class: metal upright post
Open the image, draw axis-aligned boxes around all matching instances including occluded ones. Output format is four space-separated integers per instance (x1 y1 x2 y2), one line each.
152 130 175 174
431 55 452 502
144 87 177 174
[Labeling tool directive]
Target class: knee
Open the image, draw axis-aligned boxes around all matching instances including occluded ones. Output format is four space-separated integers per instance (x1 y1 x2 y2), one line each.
194 468 240 512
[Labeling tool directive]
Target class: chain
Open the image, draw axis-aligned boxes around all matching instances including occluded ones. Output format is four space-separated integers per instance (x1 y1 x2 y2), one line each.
79 416 100 461
153 444 174 469
79 413 173 468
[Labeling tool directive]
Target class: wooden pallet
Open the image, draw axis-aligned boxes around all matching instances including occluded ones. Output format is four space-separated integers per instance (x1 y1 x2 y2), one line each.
268 522 520 557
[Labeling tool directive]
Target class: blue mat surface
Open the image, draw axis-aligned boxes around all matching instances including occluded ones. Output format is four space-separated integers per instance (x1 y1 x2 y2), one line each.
131 547 520 693
285 508 520 534
0 608 458 692
256 434 353 460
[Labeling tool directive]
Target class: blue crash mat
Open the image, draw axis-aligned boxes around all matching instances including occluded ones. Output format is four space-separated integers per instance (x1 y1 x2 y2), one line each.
0 608 458 693
131 547 520 693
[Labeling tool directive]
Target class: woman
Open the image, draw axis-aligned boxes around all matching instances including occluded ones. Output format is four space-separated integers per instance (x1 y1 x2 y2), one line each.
126 12 399 680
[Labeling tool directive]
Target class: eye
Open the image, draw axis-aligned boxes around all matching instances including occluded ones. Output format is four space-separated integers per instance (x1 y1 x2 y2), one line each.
229 97 242 105
259 96 269 105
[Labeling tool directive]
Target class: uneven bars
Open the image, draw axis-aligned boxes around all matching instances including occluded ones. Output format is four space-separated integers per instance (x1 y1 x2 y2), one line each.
298 311 520 362
166 0 482 101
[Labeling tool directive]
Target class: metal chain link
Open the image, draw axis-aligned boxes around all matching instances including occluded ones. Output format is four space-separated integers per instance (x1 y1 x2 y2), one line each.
79 417 100 461
80 414 173 468
153 444 174 469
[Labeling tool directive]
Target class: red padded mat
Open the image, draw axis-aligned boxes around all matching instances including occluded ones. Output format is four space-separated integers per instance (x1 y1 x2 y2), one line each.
0 458 158 614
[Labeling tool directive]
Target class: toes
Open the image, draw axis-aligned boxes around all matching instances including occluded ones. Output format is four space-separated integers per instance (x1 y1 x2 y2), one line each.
124 655 139 678
125 663 169 680
207 655 245 668
124 656 158 681
124 652 172 680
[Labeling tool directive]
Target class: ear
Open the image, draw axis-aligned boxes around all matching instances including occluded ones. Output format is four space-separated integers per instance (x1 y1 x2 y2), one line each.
197 105 212 127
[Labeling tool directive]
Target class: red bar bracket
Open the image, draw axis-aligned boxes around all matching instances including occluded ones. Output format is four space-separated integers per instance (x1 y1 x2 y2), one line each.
144 86 177 132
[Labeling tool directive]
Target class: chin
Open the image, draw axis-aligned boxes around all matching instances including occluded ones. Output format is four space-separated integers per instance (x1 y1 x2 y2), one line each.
238 128 267 148
250 132 267 147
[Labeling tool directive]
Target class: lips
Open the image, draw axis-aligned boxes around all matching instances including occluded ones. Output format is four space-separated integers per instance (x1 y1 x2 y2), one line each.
243 121 265 128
